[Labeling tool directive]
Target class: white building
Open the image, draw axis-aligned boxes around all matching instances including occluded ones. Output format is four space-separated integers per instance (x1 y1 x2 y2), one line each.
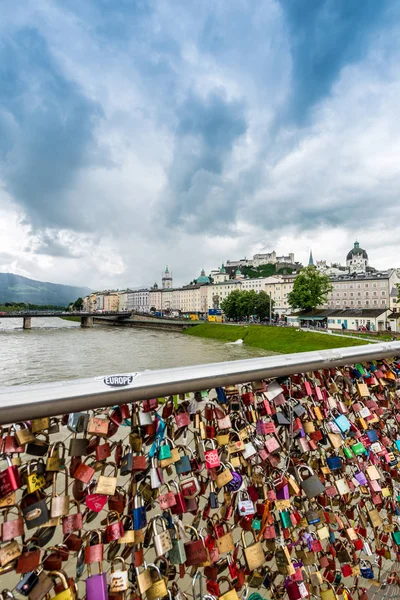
126 289 150 313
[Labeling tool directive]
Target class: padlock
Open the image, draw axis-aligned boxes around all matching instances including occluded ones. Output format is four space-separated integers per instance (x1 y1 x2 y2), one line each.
133 494 147 530
67 412 89 433
242 530 265 571
174 447 192 475
26 460 47 494
158 438 172 461
168 523 187 564
204 439 221 469
21 490 50 530
15 423 35 446
145 563 168 600
1 506 23 542
62 500 83 535
169 480 186 515
152 515 173 557
84 530 103 565
296 464 325 499
88 415 109 437
106 511 125 542
110 556 129 592
237 490 255 516
150 457 163 488
157 482 177 510
72 456 96 484
51 470 69 518
86 556 107 600
46 442 66 472
0 455 21 498
184 524 208 566
95 462 118 496
218 575 239 600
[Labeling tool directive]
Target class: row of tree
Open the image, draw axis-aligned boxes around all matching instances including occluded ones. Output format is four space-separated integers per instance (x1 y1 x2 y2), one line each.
220 266 333 318
220 290 275 320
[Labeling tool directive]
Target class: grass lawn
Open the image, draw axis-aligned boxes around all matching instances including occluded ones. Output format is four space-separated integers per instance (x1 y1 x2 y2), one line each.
183 323 371 354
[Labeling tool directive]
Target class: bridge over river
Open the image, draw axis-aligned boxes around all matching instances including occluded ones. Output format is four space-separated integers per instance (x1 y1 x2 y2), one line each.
0 311 197 331
0 311 132 329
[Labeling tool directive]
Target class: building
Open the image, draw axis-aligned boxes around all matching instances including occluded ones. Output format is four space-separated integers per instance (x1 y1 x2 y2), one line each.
226 251 295 269
211 265 230 284
162 266 173 289
118 291 128 311
103 292 119 312
126 289 150 313
149 284 162 312
264 274 296 315
346 241 368 274
83 293 97 312
326 270 400 311
96 294 104 311
288 308 393 332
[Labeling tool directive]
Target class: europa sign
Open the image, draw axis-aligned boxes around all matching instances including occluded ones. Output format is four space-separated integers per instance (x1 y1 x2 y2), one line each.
103 374 136 387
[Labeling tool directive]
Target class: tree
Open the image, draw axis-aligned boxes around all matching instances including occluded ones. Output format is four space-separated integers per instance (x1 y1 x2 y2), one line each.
221 290 241 320
287 266 333 311
221 290 274 321
73 297 84 311
254 291 274 320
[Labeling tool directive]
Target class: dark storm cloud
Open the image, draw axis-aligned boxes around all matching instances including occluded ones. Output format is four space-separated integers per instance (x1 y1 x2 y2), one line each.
278 0 387 123
0 28 104 232
33 231 84 259
165 92 247 231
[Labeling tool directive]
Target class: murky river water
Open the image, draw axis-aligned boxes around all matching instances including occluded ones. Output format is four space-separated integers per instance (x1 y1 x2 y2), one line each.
0 317 269 386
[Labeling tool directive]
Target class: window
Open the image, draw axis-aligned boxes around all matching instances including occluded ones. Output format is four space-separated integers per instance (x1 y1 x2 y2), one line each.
381 291 386 296
350 293 354 297
373 300 378 305
343 293 347 298
350 300 354 305
349 284 354 289
365 292 369 297
366 300 370 306
365 284 368 288
357 300 362 305
373 291 377 296
357 292 361 297
373 283 377 288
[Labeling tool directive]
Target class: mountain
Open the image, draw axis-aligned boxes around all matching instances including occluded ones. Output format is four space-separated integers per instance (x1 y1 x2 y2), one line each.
0 273 91 306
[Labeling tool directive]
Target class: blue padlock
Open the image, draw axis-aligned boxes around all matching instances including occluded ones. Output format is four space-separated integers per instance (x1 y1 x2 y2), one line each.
334 414 351 433
326 456 343 471
175 447 191 475
133 495 147 530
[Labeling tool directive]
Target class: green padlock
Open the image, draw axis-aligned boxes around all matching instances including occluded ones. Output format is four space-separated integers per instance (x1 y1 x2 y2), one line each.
158 438 172 461
248 594 264 600
343 446 354 459
351 441 366 456
251 516 261 531
280 510 292 529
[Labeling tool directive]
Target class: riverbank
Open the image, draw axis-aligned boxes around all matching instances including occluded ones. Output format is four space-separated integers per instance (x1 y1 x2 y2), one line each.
183 323 371 353
60 316 81 322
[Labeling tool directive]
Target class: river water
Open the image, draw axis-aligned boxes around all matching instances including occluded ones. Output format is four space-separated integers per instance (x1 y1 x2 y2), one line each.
0 317 269 386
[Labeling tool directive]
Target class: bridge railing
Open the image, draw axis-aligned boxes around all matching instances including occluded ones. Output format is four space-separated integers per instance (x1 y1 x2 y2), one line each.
1 342 400 597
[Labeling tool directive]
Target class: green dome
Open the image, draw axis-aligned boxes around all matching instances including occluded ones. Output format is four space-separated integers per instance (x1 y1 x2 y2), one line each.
196 268 210 284
221 264 226 273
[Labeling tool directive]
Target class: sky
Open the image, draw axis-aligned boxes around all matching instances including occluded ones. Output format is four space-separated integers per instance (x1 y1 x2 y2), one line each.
1 0 400 290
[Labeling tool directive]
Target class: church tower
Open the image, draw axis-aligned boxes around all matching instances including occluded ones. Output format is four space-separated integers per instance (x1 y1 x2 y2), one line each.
162 266 173 289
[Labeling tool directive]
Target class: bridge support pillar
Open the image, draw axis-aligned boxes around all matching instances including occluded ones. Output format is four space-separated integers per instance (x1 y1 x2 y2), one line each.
23 317 32 330
81 316 94 328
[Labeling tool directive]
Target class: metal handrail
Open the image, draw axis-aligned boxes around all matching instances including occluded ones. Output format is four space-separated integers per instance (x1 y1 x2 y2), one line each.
0 342 399 425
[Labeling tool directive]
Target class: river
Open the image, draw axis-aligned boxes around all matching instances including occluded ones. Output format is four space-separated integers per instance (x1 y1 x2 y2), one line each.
0 317 269 386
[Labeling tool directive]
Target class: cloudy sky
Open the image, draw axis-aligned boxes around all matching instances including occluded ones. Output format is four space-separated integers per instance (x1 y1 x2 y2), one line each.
1 0 400 290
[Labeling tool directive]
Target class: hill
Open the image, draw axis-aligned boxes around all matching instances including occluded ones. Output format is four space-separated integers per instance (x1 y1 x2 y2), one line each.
0 273 91 306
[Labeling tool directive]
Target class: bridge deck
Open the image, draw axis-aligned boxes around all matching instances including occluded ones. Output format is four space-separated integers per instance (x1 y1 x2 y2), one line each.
0 311 132 318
